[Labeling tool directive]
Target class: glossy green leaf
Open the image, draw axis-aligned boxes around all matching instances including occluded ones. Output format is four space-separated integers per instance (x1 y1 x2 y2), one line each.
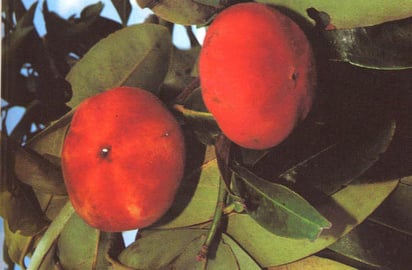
220 234 261 270
312 11 412 70
154 144 220 229
239 148 271 167
277 119 396 195
232 163 331 241
111 0 132 25
369 179 412 235
226 176 398 267
171 235 208 270
57 212 124 270
118 229 206 269
118 229 260 269
66 23 172 108
256 0 412 28
326 219 412 269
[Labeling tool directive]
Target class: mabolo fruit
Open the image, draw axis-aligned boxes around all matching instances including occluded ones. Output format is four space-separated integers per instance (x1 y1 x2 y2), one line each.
199 3 316 150
61 86 185 232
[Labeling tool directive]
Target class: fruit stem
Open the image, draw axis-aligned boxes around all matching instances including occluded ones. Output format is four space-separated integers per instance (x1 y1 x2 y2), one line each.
196 177 227 261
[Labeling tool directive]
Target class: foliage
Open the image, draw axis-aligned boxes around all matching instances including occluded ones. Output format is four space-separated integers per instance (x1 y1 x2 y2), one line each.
1 0 412 269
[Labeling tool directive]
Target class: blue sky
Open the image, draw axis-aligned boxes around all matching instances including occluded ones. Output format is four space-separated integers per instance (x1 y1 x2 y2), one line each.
1 1 206 268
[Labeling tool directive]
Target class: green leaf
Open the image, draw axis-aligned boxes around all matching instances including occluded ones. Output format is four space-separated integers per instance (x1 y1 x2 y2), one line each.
232 163 331 241
118 229 206 269
26 110 73 159
38 244 59 270
80 2 104 21
327 219 412 269
264 118 396 196
35 193 68 221
160 46 200 99
43 1 122 60
311 11 412 70
13 0 29 20
111 0 132 26
27 201 75 270
173 88 221 145
2 241 16 270
0 189 48 236
183 87 208 112
256 0 412 28
170 235 208 270
136 0 219 26
66 23 172 108
220 234 261 270
154 144 220 229
194 0 221 8
3 220 35 267
57 212 124 270
11 139 66 195
268 256 356 269
1 1 37 55
118 229 260 269
369 179 412 235
226 177 398 267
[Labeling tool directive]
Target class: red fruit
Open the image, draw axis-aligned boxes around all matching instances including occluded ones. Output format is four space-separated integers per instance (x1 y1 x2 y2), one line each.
61 86 185 232
199 3 316 150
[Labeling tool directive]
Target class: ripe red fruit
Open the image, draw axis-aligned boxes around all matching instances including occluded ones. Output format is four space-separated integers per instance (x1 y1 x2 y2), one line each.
199 3 316 150
61 86 185 232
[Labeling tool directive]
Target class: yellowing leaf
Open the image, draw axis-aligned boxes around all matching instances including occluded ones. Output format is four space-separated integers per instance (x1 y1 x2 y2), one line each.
256 0 412 28
268 255 356 269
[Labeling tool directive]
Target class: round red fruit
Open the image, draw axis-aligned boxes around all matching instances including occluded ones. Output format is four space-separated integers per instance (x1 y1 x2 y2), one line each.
61 86 185 232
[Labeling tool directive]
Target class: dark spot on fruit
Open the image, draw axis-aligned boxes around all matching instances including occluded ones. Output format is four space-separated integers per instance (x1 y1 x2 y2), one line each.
212 96 221 103
99 146 111 159
292 71 299 81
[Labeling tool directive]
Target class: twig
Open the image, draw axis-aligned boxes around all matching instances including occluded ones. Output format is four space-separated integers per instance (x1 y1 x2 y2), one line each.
196 178 227 261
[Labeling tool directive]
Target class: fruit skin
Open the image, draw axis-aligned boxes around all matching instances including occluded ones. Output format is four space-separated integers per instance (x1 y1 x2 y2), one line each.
61 86 185 232
199 3 316 150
